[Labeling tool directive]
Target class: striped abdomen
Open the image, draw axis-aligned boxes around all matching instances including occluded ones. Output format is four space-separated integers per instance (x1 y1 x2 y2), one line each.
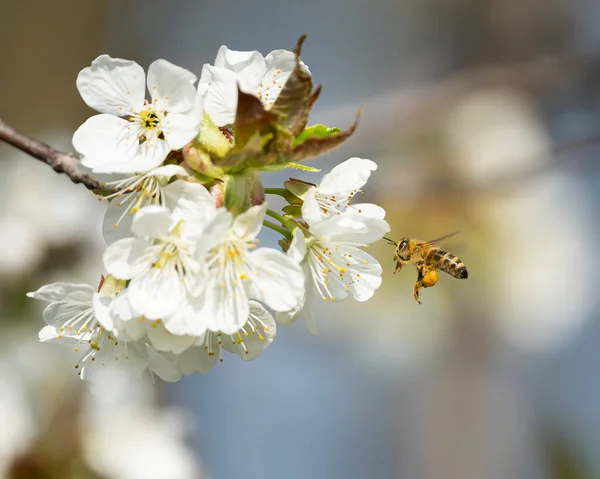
427 249 468 279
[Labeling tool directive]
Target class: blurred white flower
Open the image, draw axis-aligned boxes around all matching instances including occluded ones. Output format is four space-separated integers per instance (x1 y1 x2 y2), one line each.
73 55 202 174
198 46 310 126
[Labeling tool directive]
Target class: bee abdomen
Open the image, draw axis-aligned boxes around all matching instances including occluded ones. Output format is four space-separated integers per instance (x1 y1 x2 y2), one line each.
429 250 468 279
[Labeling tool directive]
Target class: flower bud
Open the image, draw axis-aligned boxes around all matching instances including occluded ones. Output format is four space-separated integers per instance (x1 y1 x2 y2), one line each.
223 171 265 215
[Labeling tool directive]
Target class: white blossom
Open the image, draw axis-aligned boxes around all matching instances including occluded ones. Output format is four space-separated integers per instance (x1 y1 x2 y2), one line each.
190 203 305 334
73 55 202 174
198 46 310 127
277 211 389 331
103 206 209 326
27 282 150 381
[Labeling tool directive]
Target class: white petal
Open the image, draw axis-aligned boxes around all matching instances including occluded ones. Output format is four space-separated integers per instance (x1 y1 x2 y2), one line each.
202 281 249 335
109 290 136 321
176 344 217 375
162 111 201 150
247 248 305 311
127 269 186 320
38 325 67 343
73 114 138 169
233 203 266 240
301 191 324 225
147 59 197 112
324 214 391 245
195 208 232 258
146 347 182 382
147 321 196 354
318 157 377 195
162 293 207 336
93 293 114 331
90 138 171 174
217 47 266 92
103 237 149 279
265 49 310 75
27 283 94 303
275 289 305 326
223 302 276 360
287 227 307 263
147 164 188 177
163 180 215 221
343 248 383 301
310 211 369 238
76 55 145 115
198 65 238 127
348 203 387 220
131 206 173 237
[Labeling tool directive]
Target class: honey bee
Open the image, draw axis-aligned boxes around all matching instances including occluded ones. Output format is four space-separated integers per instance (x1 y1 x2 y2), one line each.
384 232 468 304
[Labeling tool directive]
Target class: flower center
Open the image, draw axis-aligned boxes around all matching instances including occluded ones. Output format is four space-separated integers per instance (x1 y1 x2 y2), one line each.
102 173 165 229
139 109 160 130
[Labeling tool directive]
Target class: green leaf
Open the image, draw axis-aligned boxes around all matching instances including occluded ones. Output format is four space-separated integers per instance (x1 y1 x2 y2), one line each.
260 162 321 173
290 107 363 162
293 124 342 146
270 35 314 136
234 88 279 146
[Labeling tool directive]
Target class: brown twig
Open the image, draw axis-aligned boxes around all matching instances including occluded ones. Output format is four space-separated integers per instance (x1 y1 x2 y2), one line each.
0 118 105 191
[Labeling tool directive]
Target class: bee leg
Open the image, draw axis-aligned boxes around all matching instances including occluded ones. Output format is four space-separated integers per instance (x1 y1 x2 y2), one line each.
413 264 425 304
394 261 402 274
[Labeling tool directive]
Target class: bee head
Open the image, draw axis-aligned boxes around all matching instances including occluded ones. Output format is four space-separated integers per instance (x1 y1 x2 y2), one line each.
396 238 411 261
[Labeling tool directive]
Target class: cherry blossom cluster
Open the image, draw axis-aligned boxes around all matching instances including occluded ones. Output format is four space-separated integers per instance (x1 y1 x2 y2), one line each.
28 38 390 382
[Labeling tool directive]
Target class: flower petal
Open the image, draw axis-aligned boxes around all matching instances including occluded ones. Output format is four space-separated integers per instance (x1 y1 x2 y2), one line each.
90 138 170 174
146 347 182 382
176 344 217 375
318 157 377 195
127 267 187 320
27 283 95 303
131 206 173 238
232 203 266 240
93 293 114 331
162 111 201 150
73 114 139 170
76 55 145 115
223 301 276 360
202 280 249 335
198 65 238 127
287 227 307 263
146 321 196 354
247 248 305 311
348 203 387 220
103 237 149 279
147 59 197 113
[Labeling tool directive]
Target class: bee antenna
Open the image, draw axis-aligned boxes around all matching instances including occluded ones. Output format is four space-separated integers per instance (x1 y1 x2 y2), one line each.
382 237 398 246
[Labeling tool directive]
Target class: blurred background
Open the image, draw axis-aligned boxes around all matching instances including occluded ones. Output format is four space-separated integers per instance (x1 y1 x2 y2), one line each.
2 0 600 477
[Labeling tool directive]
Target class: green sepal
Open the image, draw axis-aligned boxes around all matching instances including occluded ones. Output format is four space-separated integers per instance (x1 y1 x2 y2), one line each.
293 124 342 146
282 205 303 217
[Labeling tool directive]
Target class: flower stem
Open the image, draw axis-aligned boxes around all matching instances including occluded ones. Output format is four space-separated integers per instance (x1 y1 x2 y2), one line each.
266 209 287 224
264 188 288 197
263 220 292 239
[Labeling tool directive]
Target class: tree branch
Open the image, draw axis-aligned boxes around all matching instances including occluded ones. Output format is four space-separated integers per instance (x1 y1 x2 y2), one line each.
0 118 105 191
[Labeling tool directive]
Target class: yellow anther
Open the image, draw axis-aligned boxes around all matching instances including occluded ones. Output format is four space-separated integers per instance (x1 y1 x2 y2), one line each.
240 274 248 280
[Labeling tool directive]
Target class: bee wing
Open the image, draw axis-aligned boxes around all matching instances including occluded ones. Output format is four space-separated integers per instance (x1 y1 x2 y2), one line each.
422 231 461 247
